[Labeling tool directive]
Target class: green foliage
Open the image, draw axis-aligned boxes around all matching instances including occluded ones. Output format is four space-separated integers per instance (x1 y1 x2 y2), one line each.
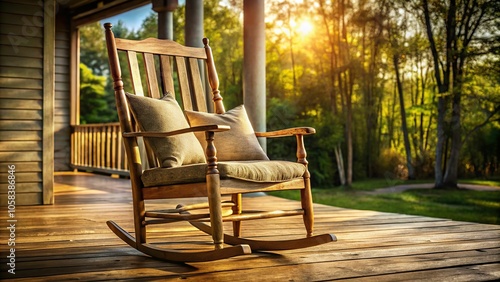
204 0 244 109
77 1 499 185
112 20 135 39
373 148 407 180
79 23 119 124
80 22 108 75
461 124 500 177
266 98 298 161
266 98 344 186
79 63 116 124
135 12 158 39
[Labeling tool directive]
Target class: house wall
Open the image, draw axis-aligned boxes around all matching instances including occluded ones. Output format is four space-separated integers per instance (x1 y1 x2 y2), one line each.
0 0 55 205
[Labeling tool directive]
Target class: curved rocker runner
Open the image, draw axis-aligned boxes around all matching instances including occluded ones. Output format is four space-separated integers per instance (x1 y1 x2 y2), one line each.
188 220 337 251
107 221 251 262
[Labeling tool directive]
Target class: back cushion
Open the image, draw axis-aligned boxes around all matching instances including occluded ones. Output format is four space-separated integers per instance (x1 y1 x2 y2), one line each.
125 92 206 167
185 105 269 161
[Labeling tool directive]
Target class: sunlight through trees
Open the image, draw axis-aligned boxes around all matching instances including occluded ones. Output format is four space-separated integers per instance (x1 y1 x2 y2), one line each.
79 0 500 187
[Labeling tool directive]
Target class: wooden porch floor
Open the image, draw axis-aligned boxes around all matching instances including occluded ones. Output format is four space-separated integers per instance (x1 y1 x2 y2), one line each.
1 172 499 281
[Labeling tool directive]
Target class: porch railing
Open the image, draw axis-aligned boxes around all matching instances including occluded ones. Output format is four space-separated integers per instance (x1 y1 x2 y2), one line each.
71 123 129 176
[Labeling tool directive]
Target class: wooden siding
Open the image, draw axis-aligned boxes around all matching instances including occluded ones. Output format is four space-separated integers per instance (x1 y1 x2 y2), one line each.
0 0 55 205
54 7 71 171
0 0 44 205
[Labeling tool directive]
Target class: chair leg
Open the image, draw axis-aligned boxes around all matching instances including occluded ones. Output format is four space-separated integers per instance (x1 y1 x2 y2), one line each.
133 202 147 245
301 177 314 237
207 173 224 249
231 193 242 237
132 182 147 245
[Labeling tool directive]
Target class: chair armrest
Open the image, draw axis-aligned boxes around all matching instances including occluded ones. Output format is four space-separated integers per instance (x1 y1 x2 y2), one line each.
123 124 230 138
255 127 316 138
257 127 315 167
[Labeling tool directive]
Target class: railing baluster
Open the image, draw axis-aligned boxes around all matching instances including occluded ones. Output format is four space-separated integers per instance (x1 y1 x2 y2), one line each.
93 127 97 168
106 125 111 169
84 127 89 167
112 125 117 169
117 129 123 170
70 123 129 176
96 127 100 168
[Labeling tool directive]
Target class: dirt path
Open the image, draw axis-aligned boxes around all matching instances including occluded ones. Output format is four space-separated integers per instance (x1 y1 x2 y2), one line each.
366 183 500 195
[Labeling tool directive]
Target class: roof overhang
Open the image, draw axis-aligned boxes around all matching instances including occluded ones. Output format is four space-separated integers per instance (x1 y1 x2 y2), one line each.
58 0 151 27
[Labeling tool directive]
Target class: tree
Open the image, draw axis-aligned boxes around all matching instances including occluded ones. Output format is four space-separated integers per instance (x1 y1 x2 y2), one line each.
387 6 416 180
418 0 499 188
135 12 158 39
203 0 244 108
80 22 118 124
316 0 347 185
79 63 115 124
76 0 499 184
80 22 108 75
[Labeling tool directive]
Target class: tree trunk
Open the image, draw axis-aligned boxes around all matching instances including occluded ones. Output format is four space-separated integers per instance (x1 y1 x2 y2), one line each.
393 54 416 180
286 6 297 97
434 97 446 188
318 0 346 186
422 0 450 188
340 0 352 186
334 144 346 185
443 58 463 187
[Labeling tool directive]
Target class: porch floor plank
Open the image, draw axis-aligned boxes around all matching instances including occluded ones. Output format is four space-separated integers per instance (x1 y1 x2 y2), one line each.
1 172 499 281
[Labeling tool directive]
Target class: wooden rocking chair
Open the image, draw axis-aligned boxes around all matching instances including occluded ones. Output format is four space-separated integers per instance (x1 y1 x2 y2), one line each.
104 23 336 262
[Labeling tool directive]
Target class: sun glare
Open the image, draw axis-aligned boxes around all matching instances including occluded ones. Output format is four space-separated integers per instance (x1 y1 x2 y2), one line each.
297 21 313 34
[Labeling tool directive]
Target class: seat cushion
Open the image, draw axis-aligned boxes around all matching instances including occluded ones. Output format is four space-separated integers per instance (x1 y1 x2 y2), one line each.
125 92 206 168
141 160 306 187
185 105 269 161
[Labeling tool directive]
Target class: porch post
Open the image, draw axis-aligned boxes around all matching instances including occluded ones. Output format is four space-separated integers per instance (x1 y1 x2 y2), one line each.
243 0 266 151
152 0 178 40
185 0 203 47
185 0 211 112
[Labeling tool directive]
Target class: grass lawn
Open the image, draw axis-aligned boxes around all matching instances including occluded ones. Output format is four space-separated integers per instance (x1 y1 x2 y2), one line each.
269 179 500 225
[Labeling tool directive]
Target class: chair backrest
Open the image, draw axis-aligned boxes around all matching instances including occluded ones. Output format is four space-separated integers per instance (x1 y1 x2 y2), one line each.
104 23 224 174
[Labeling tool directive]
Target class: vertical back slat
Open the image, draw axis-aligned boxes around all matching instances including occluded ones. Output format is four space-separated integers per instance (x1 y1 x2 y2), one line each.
160 55 175 96
142 53 160 166
143 53 160 99
188 58 207 112
175 56 193 111
127 51 145 96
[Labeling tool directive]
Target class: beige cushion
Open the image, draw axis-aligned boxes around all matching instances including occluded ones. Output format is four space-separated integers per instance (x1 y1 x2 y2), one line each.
141 160 306 187
185 105 269 161
125 92 206 167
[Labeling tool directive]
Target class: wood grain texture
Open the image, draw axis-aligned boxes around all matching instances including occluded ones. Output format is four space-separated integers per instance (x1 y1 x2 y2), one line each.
143 53 160 99
159 55 175 95
42 0 55 204
0 1 45 206
0 172 498 281
115 37 207 59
